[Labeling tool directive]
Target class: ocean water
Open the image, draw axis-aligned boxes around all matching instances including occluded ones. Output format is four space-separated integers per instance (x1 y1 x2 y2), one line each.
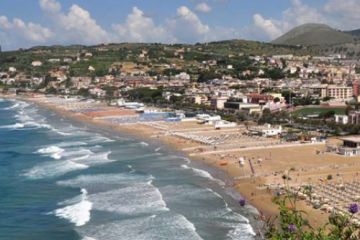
0 98 260 240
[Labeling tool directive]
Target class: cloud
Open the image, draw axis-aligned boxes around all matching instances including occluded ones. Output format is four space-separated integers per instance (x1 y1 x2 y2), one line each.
324 0 360 30
39 0 109 45
195 2 212 13
0 16 53 48
253 14 283 40
112 7 174 43
167 6 210 42
251 0 325 40
39 0 61 13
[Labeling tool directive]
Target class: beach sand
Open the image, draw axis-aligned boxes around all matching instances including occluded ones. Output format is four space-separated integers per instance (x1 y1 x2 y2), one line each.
5 93 360 229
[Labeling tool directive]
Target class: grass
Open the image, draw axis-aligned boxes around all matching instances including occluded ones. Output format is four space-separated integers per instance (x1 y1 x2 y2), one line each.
294 107 346 116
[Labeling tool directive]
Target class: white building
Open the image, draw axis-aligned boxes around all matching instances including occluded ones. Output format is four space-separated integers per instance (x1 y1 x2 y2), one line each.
335 115 349 125
31 61 43 67
214 120 237 129
262 125 282 137
196 114 221 124
8 67 16 73
211 96 229 110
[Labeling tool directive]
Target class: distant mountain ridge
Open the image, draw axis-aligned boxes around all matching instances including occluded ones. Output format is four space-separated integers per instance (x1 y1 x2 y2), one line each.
272 23 357 46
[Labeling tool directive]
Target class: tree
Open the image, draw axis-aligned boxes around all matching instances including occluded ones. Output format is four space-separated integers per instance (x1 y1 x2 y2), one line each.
197 71 221 83
78 88 90 97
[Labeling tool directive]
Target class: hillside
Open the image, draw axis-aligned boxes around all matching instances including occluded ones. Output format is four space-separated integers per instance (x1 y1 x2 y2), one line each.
345 29 360 37
0 40 312 77
272 23 355 46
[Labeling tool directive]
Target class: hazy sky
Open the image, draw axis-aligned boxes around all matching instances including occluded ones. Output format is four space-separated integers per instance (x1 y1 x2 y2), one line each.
0 0 359 50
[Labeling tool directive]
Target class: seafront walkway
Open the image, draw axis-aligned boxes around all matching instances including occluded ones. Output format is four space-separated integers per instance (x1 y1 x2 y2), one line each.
188 142 326 156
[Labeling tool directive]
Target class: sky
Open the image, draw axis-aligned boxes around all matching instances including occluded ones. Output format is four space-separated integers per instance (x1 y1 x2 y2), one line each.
0 0 359 50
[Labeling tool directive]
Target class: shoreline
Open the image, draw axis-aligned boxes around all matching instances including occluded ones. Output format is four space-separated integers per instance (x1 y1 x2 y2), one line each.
4 93 357 231
1 94 266 236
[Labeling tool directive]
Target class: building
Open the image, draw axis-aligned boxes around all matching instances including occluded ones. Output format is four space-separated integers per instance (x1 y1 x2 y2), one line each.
320 85 353 99
353 80 359 97
210 96 229 110
196 114 221 125
348 111 360 124
31 61 43 67
224 102 261 114
337 137 360 156
246 93 274 105
335 114 349 125
248 124 283 137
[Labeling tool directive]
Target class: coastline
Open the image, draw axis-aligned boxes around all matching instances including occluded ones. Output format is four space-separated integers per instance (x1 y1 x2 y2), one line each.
2 93 348 232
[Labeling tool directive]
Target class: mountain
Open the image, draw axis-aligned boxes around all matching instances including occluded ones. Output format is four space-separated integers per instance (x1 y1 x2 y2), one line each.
272 23 356 46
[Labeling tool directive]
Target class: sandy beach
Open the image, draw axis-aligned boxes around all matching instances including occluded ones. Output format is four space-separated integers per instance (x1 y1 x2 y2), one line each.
4 93 360 229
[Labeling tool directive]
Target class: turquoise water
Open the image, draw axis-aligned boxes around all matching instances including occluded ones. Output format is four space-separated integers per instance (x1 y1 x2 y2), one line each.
0 98 259 240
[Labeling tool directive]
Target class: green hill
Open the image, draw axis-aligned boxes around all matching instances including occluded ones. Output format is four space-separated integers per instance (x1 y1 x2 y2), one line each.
272 23 356 46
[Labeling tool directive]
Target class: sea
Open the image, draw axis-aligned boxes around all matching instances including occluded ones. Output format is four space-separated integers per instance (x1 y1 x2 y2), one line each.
0 98 261 240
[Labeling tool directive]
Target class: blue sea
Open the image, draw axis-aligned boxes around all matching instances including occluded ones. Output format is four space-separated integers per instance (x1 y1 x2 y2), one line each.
0 98 260 240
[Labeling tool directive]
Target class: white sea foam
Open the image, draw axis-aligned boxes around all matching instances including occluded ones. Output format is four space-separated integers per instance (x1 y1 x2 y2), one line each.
181 164 225 186
89 181 169 215
51 128 73 136
4 101 30 110
227 223 256 239
78 213 203 240
23 160 89 179
57 141 88 148
57 173 154 188
0 121 51 130
82 237 97 240
88 136 115 144
37 146 65 157
70 151 113 166
15 111 33 122
4 102 20 110
206 188 224 200
0 123 25 129
52 189 92 227
139 141 149 146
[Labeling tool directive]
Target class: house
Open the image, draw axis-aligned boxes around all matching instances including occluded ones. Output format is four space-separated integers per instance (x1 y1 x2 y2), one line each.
89 88 106 98
246 93 274 105
31 61 43 67
210 96 229 110
196 114 221 125
348 111 360 124
336 137 360 156
248 124 282 137
48 58 61 63
335 114 349 124
192 95 208 105
8 67 16 73
224 102 261 114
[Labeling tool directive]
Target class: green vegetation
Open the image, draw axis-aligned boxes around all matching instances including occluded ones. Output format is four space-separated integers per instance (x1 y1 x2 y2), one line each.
293 107 346 117
261 176 360 239
0 40 314 78
125 87 164 104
